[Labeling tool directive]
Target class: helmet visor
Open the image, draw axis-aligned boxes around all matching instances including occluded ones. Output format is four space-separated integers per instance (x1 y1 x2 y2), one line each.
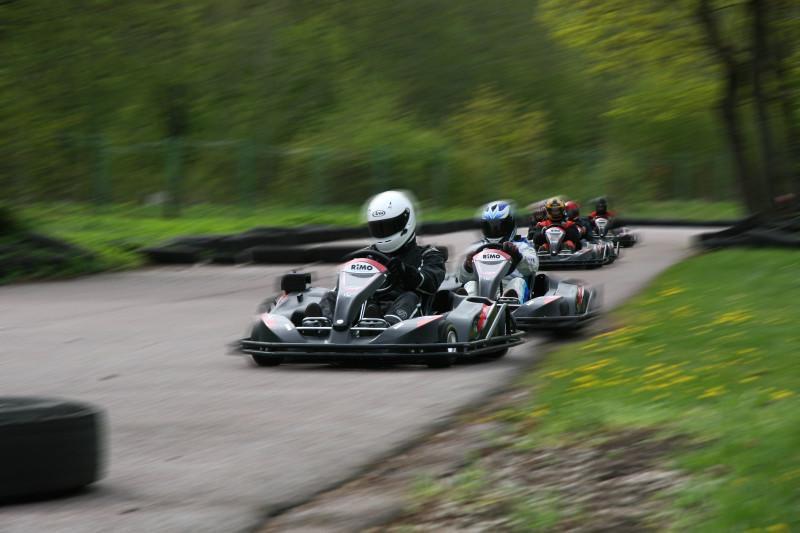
368 209 410 239
481 217 514 240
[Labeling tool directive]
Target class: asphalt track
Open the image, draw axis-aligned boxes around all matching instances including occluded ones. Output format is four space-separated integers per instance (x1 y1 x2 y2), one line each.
0 227 702 532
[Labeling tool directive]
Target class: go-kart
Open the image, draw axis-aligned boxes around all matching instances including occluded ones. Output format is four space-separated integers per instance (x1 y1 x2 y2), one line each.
594 217 638 248
238 249 524 368
439 243 600 331
536 226 609 270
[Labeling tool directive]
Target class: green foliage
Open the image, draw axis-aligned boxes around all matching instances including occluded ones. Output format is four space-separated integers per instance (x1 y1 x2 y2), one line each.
512 249 800 529
0 0 754 209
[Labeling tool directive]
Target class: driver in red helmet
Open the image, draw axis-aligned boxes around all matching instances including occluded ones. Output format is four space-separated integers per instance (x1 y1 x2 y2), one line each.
530 198 582 251
565 200 593 240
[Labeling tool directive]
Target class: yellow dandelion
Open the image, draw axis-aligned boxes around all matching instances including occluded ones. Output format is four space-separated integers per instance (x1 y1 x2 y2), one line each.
699 386 726 399
739 376 759 384
766 524 790 533
778 468 800 481
670 305 696 318
712 310 753 326
770 390 795 401
544 369 573 379
578 358 614 373
531 406 550 418
658 287 685 297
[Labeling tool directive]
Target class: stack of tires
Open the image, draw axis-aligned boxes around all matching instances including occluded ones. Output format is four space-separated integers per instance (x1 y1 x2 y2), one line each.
0 397 106 502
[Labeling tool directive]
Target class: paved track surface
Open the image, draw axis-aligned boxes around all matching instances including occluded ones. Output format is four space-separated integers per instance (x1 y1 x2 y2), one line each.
0 228 701 532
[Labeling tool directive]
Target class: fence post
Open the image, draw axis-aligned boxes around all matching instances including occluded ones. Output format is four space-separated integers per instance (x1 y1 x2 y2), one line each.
237 139 256 208
371 146 389 194
92 135 110 210
311 148 327 206
432 149 449 207
164 137 183 218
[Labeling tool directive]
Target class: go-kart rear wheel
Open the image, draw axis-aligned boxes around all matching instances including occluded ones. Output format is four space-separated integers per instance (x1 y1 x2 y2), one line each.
252 354 282 367
428 324 457 369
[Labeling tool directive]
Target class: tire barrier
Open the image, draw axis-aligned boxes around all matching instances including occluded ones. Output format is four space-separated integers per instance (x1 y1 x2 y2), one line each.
0 233 97 280
244 244 450 264
0 397 107 502
697 213 800 249
142 220 471 265
616 217 741 227
142 216 743 266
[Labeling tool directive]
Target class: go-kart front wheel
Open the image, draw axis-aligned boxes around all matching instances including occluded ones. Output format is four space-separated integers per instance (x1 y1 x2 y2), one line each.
428 323 457 369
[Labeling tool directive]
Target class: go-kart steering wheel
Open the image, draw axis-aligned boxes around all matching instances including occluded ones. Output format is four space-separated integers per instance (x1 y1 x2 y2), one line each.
341 249 394 266
471 242 521 270
472 243 504 255
341 249 400 285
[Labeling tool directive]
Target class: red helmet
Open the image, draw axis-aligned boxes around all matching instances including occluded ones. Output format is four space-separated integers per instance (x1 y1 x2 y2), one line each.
565 201 580 220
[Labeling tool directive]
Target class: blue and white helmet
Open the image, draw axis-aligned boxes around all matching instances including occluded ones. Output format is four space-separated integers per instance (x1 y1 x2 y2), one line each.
480 200 516 243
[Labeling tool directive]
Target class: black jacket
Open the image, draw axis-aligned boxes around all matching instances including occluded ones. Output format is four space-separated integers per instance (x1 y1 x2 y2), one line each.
365 237 446 301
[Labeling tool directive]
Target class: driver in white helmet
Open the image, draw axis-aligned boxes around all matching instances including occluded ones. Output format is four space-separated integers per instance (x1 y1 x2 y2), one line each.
458 200 538 304
304 190 446 325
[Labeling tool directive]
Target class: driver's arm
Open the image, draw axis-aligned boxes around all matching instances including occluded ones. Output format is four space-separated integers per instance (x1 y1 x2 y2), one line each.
513 240 539 275
413 246 446 295
457 244 479 284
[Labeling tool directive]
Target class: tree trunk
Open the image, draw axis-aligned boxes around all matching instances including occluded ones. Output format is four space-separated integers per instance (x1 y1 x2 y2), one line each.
770 34 800 197
719 66 763 213
750 0 777 202
696 0 767 213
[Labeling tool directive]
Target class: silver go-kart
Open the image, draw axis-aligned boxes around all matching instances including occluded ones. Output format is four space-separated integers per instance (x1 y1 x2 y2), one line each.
238 249 524 368
536 225 610 269
440 243 600 331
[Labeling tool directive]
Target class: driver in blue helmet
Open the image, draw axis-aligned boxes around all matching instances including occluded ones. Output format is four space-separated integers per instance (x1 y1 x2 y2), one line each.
458 201 538 304
303 190 446 326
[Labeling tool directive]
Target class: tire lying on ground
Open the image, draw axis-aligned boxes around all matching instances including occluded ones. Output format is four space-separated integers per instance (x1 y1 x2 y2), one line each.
0 397 107 502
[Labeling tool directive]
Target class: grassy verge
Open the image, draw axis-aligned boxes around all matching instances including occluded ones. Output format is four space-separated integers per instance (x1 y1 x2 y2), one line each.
10 200 742 282
401 249 799 531
621 200 743 221
17 203 478 273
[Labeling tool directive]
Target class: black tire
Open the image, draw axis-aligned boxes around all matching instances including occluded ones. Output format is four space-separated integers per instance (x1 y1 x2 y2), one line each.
252 354 282 367
429 323 457 368
0 397 106 502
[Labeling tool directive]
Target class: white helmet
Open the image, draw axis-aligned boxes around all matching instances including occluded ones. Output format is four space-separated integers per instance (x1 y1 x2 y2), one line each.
366 190 417 253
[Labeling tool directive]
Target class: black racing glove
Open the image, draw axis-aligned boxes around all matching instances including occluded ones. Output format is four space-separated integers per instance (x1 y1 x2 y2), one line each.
387 258 423 290
387 257 404 280
463 254 474 273
502 241 523 270
502 241 522 262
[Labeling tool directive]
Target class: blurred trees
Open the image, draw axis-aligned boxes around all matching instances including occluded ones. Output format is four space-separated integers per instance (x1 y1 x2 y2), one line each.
2 0 797 210
540 0 800 213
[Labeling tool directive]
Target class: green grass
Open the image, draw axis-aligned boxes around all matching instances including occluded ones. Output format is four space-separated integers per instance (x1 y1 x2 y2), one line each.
620 200 743 221
507 249 800 530
17 202 478 272
10 200 743 283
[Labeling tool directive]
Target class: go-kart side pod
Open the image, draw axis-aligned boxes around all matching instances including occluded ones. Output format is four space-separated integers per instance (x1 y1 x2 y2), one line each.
512 288 599 331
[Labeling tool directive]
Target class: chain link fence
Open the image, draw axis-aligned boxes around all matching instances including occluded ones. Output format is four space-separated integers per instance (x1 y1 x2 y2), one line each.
1 136 736 215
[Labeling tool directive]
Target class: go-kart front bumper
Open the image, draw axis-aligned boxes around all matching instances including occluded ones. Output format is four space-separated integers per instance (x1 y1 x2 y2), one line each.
238 332 525 364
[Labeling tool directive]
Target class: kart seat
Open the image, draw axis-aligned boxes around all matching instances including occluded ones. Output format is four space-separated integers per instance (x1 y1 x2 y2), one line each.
431 289 454 314
531 273 550 298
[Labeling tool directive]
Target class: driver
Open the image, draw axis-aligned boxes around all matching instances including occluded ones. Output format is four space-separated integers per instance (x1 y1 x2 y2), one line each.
531 197 583 251
565 200 593 240
303 190 446 326
458 201 538 304
589 197 616 220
